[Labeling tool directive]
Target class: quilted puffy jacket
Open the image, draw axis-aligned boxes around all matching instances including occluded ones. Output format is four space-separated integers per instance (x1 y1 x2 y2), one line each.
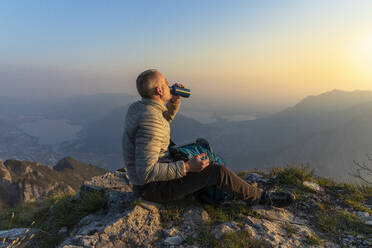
122 98 186 185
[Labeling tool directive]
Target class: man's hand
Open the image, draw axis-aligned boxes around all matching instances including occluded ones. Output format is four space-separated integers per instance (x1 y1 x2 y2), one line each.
184 152 210 173
170 83 184 104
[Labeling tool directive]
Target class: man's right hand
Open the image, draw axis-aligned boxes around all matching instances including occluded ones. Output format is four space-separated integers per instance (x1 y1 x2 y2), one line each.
184 152 210 173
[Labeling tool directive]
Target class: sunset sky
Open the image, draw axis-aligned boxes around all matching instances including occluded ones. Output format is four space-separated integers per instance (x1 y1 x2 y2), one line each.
1 0 372 108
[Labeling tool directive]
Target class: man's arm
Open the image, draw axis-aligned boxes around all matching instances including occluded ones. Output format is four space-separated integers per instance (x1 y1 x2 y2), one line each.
164 82 183 123
163 100 180 123
135 114 186 184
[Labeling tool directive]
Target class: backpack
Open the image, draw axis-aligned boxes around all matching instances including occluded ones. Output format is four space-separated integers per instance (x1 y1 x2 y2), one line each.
169 139 229 204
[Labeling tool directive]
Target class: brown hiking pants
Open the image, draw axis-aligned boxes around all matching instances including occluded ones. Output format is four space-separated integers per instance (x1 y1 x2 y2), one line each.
137 163 263 204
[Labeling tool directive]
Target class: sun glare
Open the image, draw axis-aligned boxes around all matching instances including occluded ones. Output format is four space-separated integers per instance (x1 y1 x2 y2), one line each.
353 34 372 77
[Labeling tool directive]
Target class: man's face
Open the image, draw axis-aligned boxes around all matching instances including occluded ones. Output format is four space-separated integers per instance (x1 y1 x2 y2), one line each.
156 72 172 102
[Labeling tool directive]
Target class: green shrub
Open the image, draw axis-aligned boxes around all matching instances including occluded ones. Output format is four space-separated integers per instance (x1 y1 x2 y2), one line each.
316 209 371 235
185 227 269 248
217 230 269 248
269 164 314 187
159 198 197 226
44 190 108 231
204 202 256 225
160 205 185 225
316 177 339 188
305 234 321 245
335 183 372 215
0 191 108 248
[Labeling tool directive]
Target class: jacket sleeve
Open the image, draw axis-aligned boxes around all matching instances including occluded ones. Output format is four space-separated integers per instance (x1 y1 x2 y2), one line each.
135 114 186 184
163 101 180 123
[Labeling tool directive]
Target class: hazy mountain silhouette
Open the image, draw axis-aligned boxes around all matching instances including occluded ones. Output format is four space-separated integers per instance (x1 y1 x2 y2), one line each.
209 90 372 181
23 89 372 182
273 102 372 182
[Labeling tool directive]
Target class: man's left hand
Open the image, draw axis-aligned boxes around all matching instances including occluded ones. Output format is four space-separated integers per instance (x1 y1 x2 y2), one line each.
170 83 184 104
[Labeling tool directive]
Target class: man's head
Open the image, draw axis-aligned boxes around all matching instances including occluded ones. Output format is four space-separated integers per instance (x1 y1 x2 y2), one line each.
136 69 172 104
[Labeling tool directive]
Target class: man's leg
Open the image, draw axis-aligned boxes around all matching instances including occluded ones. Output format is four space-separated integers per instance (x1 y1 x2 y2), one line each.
140 163 262 204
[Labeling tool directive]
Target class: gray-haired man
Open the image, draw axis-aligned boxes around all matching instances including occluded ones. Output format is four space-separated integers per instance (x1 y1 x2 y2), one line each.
122 69 295 207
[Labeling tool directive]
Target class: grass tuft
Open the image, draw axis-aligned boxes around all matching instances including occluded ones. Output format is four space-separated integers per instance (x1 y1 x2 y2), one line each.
269 164 314 187
204 202 258 225
185 227 269 248
316 209 372 236
305 234 321 245
159 198 197 226
0 190 108 247
283 222 295 236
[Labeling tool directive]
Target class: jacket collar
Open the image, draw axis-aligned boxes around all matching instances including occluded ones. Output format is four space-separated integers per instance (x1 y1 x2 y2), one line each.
141 98 167 113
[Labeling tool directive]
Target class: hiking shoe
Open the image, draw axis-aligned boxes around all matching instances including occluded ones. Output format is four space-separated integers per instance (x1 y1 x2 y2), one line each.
260 190 295 208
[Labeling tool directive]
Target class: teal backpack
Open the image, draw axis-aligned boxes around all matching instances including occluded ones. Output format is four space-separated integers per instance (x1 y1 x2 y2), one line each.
169 139 230 204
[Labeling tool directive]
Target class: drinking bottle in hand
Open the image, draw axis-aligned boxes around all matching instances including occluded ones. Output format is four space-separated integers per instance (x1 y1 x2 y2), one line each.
169 85 191 98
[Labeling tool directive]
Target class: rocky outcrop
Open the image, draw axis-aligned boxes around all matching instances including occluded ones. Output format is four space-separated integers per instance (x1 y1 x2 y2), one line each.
0 160 11 183
244 207 316 247
0 167 371 247
0 157 107 209
58 170 161 248
54 170 372 248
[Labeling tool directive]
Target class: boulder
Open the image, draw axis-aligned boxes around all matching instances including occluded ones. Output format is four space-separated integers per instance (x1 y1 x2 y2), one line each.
212 221 240 239
303 181 323 192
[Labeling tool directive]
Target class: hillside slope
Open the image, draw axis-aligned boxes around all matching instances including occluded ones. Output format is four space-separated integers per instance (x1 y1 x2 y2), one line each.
208 90 372 181
0 157 106 209
0 165 370 247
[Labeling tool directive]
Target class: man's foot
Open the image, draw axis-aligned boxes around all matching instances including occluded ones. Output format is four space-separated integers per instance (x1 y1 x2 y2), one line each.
259 190 295 208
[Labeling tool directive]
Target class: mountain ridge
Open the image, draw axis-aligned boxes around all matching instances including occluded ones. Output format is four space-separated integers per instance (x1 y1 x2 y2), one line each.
0 157 106 209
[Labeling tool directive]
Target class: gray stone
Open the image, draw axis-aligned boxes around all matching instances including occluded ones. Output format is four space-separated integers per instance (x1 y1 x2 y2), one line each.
182 207 210 230
212 221 240 239
165 227 180 237
74 171 134 201
303 181 323 192
164 233 185 245
59 204 161 247
353 211 370 218
363 240 371 245
243 215 326 247
59 171 162 248
245 173 269 183
365 220 372 226
58 227 68 235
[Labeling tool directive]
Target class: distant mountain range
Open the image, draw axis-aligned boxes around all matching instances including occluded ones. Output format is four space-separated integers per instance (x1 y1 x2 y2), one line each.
2 89 372 182
208 90 372 182
0 157 106 209
61 89 372 182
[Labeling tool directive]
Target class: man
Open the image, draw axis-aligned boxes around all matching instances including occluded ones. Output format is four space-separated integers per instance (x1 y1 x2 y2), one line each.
122 69 295 207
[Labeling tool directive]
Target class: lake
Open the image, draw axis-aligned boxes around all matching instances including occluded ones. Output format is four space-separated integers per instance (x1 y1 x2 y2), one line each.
18 119 82 145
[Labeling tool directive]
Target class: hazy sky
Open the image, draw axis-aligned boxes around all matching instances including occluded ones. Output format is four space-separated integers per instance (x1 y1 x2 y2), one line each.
1 0 372 108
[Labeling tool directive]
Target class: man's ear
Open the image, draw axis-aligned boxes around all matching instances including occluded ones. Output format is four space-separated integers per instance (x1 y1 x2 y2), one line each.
154 86 163 96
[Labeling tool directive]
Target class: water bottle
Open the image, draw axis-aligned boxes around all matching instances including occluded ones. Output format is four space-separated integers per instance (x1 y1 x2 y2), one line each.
169 85 191 98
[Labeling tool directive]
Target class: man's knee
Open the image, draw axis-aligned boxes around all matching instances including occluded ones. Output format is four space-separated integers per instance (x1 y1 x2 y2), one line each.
213 163 228 170
209 163 230 176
